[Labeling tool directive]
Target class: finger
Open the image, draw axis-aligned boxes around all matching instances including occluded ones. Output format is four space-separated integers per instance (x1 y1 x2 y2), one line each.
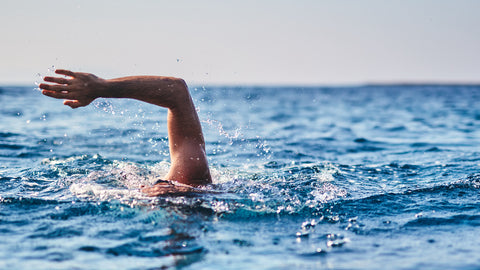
44 76 71 85
41 90 70 99
39 83 67 92
55 69 76 77
63 100 85 109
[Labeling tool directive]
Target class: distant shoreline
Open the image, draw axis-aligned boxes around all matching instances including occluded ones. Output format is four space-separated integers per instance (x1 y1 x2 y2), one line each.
1 82 480 89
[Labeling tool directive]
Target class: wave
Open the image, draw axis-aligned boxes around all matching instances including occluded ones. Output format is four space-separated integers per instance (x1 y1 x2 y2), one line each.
6 152 480 225
403 214 480 227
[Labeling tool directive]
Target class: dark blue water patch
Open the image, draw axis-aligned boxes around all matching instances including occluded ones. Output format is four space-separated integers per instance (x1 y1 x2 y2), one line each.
103 236 204 257
409 143 449 152
286 138 335 148
0 216 31 227
150 198 216 218
0 176 21 193
353 137 369 143
90 127 127 136
0 109 23 117
138 232 176 243
264 160 288 169
0 86 33 97
94 227 145 241
14 152 44 159
386 125 407 132
23 251 74 262
269 112 293 122
1 198 208 257
0 198 63 232
271 149 316 160
0 141 58 160
105 242 165 257
422 146 442 152
411 142 432 148
347 145 385 153
0 132 21 138
281 163 339 176
37 154 114 177
0 143 25 150
28 225 83 239
319 177 480 234
282 124 308 131
451 153 480 163
403 214 480 227
387 162 421 170
47 202 114 220
0 196 60 207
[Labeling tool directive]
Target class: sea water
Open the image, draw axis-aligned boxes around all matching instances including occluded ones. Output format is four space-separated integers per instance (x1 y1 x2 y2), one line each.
1 85 480 269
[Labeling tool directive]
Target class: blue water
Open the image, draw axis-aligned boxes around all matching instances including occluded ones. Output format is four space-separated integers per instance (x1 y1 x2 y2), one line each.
1 84 480 269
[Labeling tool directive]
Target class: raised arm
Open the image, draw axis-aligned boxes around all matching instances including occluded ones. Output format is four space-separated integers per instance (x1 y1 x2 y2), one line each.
40 69 211 187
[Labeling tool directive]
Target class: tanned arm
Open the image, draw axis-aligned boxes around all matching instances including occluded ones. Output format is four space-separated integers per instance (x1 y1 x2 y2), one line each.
39 69 211 189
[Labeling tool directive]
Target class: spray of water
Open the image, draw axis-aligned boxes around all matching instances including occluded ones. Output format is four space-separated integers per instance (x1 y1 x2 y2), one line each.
34 65 56 91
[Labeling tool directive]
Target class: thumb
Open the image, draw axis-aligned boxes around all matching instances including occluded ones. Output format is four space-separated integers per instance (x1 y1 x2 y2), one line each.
63 100 84 109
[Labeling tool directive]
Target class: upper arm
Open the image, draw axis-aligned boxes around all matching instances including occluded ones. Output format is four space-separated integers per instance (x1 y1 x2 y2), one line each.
163 84 212 186
166 139 211 186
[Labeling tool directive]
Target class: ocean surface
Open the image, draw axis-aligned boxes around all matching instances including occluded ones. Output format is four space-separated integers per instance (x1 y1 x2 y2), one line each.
1 84 480 269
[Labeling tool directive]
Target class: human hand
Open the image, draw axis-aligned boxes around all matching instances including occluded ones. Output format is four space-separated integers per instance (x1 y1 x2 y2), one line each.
39 69 106 108
140 181 199 196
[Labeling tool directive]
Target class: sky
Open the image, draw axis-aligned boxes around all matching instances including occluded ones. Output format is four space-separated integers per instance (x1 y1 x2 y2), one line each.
1 0 479 86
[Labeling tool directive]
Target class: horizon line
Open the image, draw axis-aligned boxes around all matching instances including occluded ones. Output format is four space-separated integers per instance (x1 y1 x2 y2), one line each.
2 80 480 88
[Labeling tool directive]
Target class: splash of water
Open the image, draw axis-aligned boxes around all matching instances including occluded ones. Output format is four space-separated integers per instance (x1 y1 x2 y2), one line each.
202 118 242 143
34 65 55 91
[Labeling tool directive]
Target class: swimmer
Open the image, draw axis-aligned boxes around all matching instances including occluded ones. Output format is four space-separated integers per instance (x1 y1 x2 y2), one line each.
39 69 211 196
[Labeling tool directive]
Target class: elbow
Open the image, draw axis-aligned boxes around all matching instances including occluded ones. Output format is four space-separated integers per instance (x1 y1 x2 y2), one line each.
175 78 189 98
166 77 192 110
165 77 187 91
175 78 187 89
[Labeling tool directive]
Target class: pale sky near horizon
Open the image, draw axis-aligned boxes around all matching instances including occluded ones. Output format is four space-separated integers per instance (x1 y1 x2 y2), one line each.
1 0 479 86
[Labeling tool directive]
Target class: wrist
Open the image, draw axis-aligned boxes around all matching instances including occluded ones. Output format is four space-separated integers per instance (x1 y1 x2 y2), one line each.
96 78 114 98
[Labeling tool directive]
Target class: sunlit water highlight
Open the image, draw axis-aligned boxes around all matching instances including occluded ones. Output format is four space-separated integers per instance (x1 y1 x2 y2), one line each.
1 85 480 269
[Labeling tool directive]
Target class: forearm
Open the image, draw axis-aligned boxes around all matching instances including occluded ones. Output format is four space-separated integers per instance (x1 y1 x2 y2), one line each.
105 76 203 138
100 76 190 110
